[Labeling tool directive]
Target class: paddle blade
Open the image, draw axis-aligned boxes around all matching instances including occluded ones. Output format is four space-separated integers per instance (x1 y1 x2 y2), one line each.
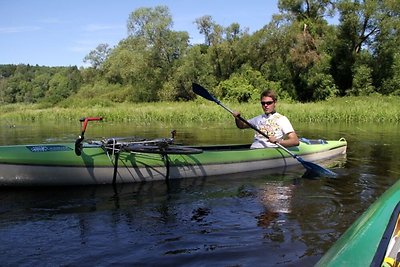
299 158 337 178
192 83 220 104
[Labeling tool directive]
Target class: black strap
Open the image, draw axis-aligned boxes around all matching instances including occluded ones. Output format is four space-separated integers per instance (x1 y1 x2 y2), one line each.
112 152 120 184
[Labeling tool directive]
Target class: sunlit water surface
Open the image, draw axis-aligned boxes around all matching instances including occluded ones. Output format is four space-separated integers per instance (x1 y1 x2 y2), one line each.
0 120 399 266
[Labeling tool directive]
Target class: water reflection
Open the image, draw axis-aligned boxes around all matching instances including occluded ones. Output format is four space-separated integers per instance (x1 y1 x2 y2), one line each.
1 121 400 265
256 185 293 252
260 181 296 214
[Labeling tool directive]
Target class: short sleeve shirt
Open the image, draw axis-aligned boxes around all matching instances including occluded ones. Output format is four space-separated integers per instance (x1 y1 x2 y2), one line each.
248 112 295 148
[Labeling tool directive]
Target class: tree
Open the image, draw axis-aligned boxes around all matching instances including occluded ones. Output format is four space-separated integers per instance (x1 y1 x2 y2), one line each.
127 5 185 66
157 45 216 101
381 52 400 95
371 0 400 94
5 2 400 104
214 64 282 102
127 6 172 42
44 67 82 104
0 64 17 78
83 43 112 69
123 5 190 101
31 72 51 102
195 15 215 46
332 0 400 95
278 0 336 22
103 38 157 102
277 0 337 101
194 15 250 82
347 64 375 96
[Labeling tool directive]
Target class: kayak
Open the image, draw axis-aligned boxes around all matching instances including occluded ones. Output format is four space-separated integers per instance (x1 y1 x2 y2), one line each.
316 179 400 266
0 137 347 186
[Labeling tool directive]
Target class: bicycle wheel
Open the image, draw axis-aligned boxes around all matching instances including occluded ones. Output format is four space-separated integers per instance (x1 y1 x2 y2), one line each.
122 144 202 154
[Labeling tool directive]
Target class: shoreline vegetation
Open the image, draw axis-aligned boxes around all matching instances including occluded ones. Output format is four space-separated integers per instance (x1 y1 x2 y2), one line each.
1 95 399 124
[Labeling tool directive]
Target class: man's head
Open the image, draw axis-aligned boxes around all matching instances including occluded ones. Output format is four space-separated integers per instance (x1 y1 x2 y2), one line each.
260 90 277 114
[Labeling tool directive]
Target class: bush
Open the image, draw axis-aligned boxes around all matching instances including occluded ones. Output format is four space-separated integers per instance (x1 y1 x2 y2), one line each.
215 76 257 102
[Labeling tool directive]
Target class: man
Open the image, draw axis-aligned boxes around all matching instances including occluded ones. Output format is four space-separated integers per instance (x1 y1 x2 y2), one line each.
233 90 299 149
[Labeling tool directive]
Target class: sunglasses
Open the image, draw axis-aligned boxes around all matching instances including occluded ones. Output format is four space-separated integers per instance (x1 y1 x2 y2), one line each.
261 101 275 106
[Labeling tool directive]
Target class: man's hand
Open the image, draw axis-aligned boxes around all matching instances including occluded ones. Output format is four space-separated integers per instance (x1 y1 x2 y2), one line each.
268 136 279 144
232 111 241 118
232 111 248 129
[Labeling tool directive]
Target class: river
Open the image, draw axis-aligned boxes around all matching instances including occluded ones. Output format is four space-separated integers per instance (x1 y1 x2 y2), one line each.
0 120 399 266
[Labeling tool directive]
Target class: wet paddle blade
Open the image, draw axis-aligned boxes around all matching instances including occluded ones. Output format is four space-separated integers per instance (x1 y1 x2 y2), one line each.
280 143 338 178
299 158 337 178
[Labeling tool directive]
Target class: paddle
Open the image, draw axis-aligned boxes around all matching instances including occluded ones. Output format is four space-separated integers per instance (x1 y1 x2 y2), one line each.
192 83 337 178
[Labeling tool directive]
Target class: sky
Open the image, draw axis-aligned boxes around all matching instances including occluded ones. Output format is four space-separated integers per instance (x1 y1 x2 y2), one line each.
0 0 279 67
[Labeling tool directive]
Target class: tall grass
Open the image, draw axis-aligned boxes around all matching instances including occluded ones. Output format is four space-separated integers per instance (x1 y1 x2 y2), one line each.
1 96 399 124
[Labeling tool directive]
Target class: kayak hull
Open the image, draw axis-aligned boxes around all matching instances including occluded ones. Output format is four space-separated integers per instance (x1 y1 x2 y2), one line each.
316 179 400 266
0 139 347 186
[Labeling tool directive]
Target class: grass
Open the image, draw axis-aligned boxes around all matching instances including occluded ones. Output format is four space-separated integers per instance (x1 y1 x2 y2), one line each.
0 96 399 124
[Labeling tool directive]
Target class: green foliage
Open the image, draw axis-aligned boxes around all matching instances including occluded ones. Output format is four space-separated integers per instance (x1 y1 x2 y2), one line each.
0 65 81 105
83 44 112 69
1 2 400 106
302 55 338 101
67 81 129 105
43 67 82 104
347 64 375 96
381 53 400 96
214 64 288 103
215 76 256 103
0 64 16 78
157 45 216 101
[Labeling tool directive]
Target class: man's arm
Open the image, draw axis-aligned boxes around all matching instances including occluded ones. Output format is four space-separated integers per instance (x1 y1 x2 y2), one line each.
269 132 299 147
232 111 249 129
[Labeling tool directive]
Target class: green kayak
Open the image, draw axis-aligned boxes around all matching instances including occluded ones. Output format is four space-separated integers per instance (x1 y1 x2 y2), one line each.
316 179 400 266
0 136 346 186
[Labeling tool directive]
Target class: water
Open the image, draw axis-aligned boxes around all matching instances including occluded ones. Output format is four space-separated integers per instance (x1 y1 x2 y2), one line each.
0 120 400 266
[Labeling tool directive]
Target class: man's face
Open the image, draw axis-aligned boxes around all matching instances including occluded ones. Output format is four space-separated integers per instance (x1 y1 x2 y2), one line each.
261 96 276 114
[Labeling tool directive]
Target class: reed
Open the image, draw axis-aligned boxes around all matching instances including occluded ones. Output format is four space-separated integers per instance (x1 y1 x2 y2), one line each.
0 96 399 124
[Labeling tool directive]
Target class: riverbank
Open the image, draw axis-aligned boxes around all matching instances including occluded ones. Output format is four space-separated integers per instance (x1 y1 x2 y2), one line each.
1 95 399 124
